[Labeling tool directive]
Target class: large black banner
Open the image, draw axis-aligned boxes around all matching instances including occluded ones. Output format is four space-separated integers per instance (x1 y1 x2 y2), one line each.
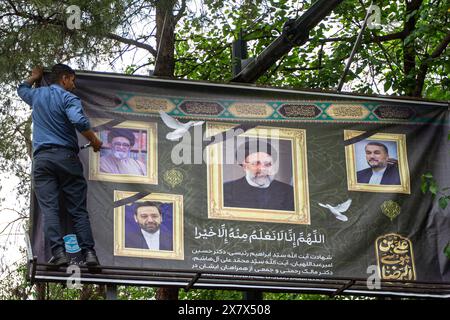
29 71 450 297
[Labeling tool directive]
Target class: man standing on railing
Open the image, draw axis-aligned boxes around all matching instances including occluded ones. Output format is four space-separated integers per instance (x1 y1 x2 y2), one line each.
17 64 102 266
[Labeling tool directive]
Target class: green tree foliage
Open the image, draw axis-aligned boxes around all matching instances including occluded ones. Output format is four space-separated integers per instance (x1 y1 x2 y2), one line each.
0 0 131 83
1 1 448 96
175 0 449 98
0 87 32 195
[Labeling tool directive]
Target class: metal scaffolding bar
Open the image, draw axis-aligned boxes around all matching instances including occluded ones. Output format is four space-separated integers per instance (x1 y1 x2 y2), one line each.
231 0 344 83
337 2 373 91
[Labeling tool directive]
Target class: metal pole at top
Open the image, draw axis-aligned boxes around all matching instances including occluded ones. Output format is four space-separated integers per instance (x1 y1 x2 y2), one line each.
337 2 373 92
232 29 248 77
231 0 344 83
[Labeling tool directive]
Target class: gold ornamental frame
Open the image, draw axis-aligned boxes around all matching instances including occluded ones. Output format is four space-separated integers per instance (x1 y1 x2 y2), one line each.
344 130 410 194
113 191 184 260
206 122 310 225
89 119 158 184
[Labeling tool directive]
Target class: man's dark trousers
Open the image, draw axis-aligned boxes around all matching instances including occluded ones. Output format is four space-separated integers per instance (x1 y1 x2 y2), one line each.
33 147 95 255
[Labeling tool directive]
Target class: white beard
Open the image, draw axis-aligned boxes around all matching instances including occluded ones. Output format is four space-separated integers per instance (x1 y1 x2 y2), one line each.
113 150 129 160
245 171 274 188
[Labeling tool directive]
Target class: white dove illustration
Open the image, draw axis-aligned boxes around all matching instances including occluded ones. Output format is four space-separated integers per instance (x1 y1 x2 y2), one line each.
318 199 352 222
159 110 204 141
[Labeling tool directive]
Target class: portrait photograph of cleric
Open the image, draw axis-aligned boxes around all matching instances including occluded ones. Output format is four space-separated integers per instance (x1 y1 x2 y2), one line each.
344 130 410 194
113 191 184 260
88 119 158 184
206 122 310 225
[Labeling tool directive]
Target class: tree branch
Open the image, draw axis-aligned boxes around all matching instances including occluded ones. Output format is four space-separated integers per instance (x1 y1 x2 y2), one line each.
106 33 157 57
4 2 158 58
174 0 187 23
315 31 406 44
282 66 323 72
176 45 229 78
131 62 153 74
373 41 400 84
429 30 450 59
0 216 25 235
414 30 450 96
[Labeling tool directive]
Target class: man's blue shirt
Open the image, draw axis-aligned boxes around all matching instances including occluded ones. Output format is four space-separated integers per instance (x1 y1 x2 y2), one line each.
17 82 91 155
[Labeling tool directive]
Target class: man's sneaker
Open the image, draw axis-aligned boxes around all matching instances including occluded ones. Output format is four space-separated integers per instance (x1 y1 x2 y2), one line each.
84 249 100 266
49 248 70 266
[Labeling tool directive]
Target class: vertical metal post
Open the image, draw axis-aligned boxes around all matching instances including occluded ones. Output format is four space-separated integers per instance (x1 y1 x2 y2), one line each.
243 291 263 300
232 30 262 301
232 30 247 76
106 284 117 300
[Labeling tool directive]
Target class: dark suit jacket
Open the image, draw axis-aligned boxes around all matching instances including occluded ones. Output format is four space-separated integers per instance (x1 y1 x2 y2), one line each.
357 164 401 185
125 225 173 251
223 177 295 211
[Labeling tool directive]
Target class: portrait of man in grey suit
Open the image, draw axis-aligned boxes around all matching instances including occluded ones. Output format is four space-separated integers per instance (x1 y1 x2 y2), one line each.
357 141 400 185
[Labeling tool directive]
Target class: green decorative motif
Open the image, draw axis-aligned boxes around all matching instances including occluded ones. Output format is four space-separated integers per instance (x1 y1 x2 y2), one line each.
108 92 446 124
163 169 184 188
381 200 401 221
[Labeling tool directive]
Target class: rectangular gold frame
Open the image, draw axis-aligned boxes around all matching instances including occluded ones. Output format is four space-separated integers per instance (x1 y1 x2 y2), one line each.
206 122 310 224
113 191 184 260
375 233 416 281
89 119 158 184
344 130 410 194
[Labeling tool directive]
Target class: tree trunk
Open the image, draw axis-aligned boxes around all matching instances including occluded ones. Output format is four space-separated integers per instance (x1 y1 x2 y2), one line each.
403 0 423 96
156 286 179 300
153 0 176 77
153 0 179 301
35 283 46 300
97 284 107 299
79 284 97 300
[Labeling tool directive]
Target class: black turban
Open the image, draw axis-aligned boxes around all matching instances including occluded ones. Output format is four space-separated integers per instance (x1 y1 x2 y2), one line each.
107 128 135 146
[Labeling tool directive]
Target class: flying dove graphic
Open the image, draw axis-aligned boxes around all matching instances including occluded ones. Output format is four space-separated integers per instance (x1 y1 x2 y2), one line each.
159 110 204 141
318 199 352 222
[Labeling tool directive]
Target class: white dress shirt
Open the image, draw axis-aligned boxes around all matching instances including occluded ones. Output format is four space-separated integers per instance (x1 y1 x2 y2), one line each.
368 167 387 185
141 229 160 250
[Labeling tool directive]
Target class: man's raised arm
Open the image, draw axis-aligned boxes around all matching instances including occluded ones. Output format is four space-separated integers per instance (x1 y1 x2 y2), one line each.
17 67 43 106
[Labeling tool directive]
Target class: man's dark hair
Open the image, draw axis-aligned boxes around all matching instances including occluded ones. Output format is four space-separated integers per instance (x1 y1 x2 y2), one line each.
236 138 278 165
133 201 162 216
50 63 75 84
366 141 389 154
107 128 136 146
